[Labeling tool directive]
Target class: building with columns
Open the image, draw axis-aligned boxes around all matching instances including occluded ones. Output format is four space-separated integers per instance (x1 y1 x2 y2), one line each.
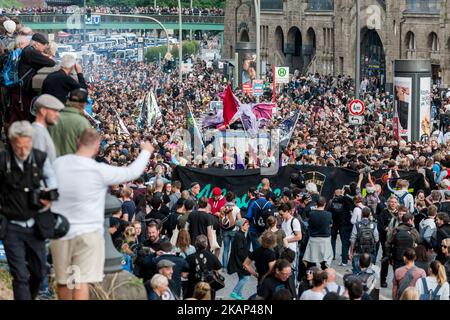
224 0 450 89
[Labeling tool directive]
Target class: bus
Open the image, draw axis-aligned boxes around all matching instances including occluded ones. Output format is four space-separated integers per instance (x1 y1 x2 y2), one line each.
121 33 137 47
125 48 137 61
108 36 127 49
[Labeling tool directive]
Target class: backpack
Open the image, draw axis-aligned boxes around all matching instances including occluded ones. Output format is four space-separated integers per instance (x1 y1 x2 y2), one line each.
356 269 378 299
291 217 308 253
355 221 376 254
419 278 441 300
393 228 414 261
1 48 31 88
329 196 345 225
253 200 273 233
397 192 409 207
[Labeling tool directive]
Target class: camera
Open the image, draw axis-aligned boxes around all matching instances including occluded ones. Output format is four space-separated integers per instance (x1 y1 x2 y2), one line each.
290 171 306 189
29 189 59 209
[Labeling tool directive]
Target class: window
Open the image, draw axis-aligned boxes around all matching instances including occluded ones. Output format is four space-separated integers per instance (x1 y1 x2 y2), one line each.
406 32 416 51
261 0 283 11
307 0 334 11
406 0 441 13
429 33 439 52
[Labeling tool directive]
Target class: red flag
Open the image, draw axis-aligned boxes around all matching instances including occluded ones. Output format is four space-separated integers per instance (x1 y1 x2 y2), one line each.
223 85 238 126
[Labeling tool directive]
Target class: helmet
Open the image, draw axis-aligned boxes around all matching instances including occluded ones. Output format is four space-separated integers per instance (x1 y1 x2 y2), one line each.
52 213 70 239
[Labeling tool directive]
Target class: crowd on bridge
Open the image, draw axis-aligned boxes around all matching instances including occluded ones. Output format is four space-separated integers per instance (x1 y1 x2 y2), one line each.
0 13 449 301
0 6 225 17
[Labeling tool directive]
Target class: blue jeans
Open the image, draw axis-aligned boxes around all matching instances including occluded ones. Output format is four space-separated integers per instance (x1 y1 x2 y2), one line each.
247 230 261 252
340 224 353 264
222 230 236 270
232 274 250 297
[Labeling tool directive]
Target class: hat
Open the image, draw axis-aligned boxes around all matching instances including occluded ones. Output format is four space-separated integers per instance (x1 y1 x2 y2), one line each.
31 33 49 45
3 20 16 34
68 88 88 103
212 187 222 196
236 218 248 228
34 94 64 111
159 240 173 253
190 182 200 189
156 259 175 269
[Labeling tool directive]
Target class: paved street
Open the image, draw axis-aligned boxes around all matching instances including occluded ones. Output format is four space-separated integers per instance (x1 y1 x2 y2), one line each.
217 235 394 300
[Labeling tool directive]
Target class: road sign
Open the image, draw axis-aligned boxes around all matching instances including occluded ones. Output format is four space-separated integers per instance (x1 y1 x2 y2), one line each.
348 115 365 125
253 80 264 97
275 67 289 84
348 99 365 116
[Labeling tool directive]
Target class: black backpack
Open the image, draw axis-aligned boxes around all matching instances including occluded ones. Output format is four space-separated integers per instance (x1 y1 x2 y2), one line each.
393 227 414 261
355 221 376 254
253 200 273 233
329 196 345 225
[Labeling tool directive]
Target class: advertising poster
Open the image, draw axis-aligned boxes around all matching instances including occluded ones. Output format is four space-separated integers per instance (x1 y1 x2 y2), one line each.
241 53 257 85
394 77 412 141
419 77 431 140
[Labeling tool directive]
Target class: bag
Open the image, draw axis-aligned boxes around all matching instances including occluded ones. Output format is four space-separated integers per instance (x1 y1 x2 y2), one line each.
356 270 378 299
355 221 376 254
194 252 225 291
397 192 408 206
253 200 273 233
2 48 28 88
419 278 441 300
292 217 308 252
34 211 70 240
396 266 416 300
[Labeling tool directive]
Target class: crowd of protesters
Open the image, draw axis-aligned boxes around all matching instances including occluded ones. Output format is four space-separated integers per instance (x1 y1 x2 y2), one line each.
0 13 450 301
0 6 225 16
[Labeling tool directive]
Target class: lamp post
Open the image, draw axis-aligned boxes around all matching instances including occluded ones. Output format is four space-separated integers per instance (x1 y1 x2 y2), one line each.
178 0 183 83
254 0 260 80
355 0 361 99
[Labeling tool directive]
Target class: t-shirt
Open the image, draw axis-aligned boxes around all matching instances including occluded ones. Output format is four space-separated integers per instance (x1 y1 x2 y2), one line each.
248 247 277 282
281 217 301 252
32 122 56 163
188 210 212 243
299 289 325 300
257 274 296 300
121 200 136 222
308 210 333 238
393 265 426 297
185 250 222 295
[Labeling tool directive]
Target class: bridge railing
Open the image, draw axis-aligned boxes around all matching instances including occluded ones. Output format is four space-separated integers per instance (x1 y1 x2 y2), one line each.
18 14 224 25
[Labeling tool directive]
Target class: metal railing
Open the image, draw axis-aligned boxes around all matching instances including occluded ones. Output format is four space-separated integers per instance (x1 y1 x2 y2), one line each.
18 14 224 25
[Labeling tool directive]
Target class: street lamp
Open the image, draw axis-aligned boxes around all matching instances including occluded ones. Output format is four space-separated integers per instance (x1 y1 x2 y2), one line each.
178 0 183 83
355 0 361 99
254 0 260 80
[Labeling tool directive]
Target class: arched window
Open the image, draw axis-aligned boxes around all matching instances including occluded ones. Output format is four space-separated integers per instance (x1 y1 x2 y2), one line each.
406 31 416 51
428 32 439 52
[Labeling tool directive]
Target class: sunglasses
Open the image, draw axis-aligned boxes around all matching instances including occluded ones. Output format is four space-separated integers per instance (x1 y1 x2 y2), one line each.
442 245 448 249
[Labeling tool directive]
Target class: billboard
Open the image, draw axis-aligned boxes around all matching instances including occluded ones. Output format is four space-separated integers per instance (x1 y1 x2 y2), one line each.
394 77 412 140
241 52 257 85
419 77 431 140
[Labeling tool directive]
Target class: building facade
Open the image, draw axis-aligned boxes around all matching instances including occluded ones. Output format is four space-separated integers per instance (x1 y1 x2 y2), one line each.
224 0 450 89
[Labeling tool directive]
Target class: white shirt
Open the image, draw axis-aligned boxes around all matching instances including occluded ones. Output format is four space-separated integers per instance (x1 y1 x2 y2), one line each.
300 289 324 300
351 205 364 225
32 122 57 163
281 216 301 252
52 150 150 240
415 276 449 300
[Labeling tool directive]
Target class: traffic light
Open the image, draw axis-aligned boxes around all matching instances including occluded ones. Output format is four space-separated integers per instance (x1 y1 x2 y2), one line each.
87 9 92 19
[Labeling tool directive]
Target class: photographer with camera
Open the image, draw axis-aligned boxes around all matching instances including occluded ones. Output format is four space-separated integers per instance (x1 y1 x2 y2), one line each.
0 120 58 300
41 54 88 104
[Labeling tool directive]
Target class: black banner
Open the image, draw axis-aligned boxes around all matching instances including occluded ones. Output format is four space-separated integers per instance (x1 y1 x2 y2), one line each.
173 165 425 210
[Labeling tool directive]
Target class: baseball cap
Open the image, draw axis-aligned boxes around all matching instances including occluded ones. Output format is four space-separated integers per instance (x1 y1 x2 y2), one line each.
3 20 16 34
212 187 222 196
33 94 64 111
190 182 200 189
31 33 49 45
156 259 175 270
68 88 88 103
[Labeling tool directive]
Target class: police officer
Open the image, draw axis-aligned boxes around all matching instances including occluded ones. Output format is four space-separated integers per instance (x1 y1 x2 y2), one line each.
0 120 57 300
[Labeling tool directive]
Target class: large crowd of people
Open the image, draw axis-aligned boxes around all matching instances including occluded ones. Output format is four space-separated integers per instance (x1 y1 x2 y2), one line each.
0 6 225 16
0 13 449 301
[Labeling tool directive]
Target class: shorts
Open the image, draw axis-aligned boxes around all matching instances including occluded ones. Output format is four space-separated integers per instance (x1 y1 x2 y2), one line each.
51 230 105 285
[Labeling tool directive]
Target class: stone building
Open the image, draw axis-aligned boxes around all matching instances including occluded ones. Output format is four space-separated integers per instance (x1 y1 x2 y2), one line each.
224 0 450 89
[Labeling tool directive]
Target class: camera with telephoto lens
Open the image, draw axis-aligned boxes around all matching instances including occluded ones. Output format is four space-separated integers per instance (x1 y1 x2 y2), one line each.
29 189 59 209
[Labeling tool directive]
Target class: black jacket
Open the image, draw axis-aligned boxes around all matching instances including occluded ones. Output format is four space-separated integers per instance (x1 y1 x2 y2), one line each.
432 224 450 263
228 230 250 276
42 69 87 103
0 149 47 221
18 45 56 93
